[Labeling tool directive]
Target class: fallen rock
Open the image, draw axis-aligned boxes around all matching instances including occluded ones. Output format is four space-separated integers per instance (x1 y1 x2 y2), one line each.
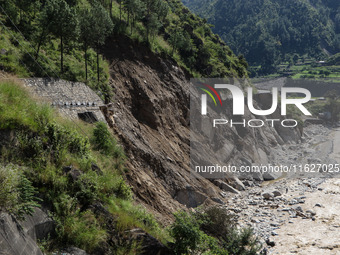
262 172 281 181
175 186 208 208
306 209 316 216
262 192 274 200
272 190 282 197
211 197 225 205
271 231 279 236
129 228 170 255
59 247 88 255
229 177 246 191
266 238 276 247
293 206 303 212
219 181 241 194
0 213 43 255
21 208 55 241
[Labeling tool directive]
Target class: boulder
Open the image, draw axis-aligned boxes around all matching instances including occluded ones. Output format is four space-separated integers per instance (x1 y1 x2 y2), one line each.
229 176 246 191
262 192 274 200
129 228 171 255
0 213 43 255
211 197 225 205
175 186 208 208
68 168 83 182
21 208 55 241
262 171 281 181
213 180 240 194
59 247 88 255
272 190 282 197
220 182 240 194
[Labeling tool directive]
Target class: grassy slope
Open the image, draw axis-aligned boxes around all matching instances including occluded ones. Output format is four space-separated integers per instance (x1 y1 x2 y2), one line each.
0 78 168 253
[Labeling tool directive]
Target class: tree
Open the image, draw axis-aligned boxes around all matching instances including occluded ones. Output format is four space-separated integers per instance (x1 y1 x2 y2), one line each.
78 7 92 81
146 13 161 41
15 0 40 26
41 0 78 73
144 0 165 41
155 0 168 22
293 54 299 65
117 0 123 22
90 4 114 83
124 0 145 34
169 24 186 55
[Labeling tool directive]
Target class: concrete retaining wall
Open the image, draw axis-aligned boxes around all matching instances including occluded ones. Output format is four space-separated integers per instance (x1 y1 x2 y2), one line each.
23 78 106 122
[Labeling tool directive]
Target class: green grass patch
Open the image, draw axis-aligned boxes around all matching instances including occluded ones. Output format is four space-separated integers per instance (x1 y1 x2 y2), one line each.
0 79 169 253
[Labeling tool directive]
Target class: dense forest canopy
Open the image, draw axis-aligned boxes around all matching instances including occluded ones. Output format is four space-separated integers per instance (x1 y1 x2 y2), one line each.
183 0 340 74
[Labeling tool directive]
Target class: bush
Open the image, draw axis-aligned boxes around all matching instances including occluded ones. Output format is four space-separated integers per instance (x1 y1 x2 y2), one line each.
0 164 20 212
170 211 203 254
170 207 262 255
92 122 116 155
0 164 40 219
92 122 126 165
46 122 90 159
222 227 261 255
56 210 107 252
16 174 41 218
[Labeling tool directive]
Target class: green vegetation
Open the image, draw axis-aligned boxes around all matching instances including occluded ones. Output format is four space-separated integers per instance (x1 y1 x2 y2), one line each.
258 57 340 81
0 0 258 253
0 79 263 254
170 207 263 255
291 66 340 81
183 0 340 75
92 122 125 158
0 0 112 100
0 164 40 219
0 0 248 86
0 79 164 253
307 89 340 123
327 53 340 66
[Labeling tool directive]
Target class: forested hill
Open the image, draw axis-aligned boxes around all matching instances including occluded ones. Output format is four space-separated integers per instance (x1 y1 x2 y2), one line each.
0 0 248 81
182 0 340 74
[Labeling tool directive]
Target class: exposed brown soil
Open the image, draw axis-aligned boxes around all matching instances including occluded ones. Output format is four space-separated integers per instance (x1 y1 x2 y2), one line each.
101 35 220 224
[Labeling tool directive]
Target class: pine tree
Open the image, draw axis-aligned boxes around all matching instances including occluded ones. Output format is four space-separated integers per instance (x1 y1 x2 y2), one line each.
40 0 78 73
90 4 114 83
78 7 93 81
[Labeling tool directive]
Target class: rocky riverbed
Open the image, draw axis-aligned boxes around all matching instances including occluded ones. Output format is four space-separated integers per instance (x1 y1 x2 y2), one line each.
224 124 340 254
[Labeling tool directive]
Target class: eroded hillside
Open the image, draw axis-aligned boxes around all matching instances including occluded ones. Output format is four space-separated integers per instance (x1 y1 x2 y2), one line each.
102 35 302 223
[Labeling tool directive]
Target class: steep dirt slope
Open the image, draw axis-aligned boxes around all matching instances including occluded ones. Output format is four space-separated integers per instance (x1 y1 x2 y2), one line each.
102 36 216 223
101 35 300 223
